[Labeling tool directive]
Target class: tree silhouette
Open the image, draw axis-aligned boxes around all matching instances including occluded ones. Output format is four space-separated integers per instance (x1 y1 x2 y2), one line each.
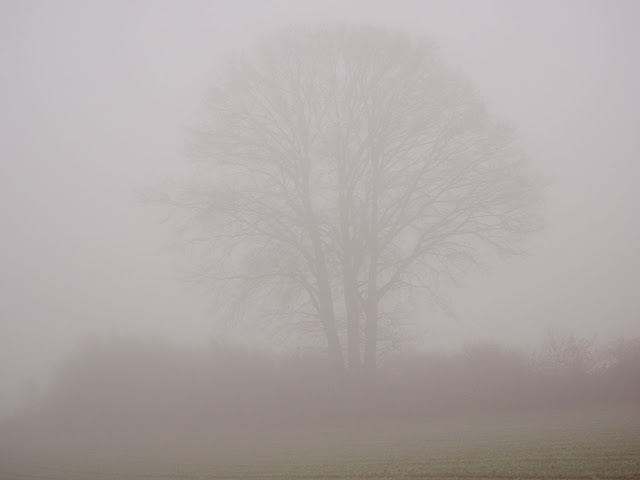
171 25 539 382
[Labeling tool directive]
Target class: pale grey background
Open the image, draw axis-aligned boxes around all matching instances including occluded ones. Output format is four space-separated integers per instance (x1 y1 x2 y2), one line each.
1 0 639 418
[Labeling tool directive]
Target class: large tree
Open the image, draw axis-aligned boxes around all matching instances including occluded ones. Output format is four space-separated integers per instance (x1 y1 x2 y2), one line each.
173 25 539 381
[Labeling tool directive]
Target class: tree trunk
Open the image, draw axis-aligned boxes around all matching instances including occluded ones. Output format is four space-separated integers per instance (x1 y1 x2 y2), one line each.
363 288 378 372
364 151 380 374
343 257 361 376
324 312 346 383
300 162 346 383
313 243 346 382
336 145 361 378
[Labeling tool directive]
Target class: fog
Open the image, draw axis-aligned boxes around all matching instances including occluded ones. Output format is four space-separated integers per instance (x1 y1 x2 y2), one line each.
1 2 639 474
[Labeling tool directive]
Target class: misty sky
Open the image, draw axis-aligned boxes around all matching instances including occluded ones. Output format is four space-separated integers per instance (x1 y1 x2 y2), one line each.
1 0 639 417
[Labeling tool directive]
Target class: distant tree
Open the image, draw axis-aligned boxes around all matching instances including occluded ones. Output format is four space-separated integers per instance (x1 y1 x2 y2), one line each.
608 337 640 372
169 25 539 382
538 330 598 375
604 337 640 401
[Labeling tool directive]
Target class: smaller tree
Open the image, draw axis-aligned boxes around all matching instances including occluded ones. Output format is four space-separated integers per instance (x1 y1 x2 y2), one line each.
538 330 598 375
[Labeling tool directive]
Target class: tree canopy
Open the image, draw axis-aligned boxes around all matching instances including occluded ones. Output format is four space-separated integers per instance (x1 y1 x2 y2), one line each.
172 25 539 381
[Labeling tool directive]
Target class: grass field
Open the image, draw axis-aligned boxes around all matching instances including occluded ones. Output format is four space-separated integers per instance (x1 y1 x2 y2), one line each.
2 406 639 479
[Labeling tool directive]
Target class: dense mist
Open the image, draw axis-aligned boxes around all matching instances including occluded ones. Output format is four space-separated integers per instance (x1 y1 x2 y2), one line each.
6 334 640 432
2 334 638 478
1 1 639 479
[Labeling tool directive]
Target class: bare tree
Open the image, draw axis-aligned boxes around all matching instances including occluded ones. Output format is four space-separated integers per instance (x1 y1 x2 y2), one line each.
170 25 539 382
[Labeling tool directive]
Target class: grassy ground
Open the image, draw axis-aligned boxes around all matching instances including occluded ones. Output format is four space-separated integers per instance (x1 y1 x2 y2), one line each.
2 406 639 479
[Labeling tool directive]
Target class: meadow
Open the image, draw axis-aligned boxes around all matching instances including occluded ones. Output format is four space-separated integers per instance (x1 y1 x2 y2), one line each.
2 406 638 480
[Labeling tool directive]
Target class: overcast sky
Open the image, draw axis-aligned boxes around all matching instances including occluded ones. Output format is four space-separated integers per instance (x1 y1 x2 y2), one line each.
1 0 639 417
